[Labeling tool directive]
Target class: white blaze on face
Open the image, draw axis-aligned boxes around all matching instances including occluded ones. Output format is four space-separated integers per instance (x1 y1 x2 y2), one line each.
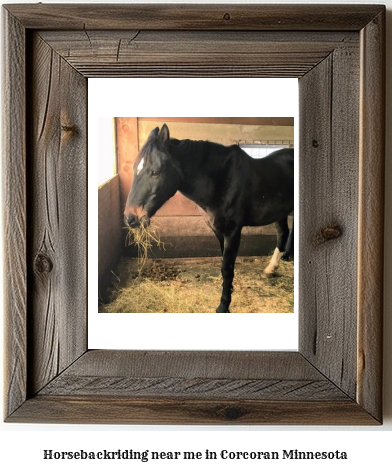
136 158 144 175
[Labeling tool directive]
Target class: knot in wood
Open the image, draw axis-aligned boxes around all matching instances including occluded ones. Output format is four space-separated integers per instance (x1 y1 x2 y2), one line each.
223 12 231 21
314 225 342 245
223 405 244 420
61 124 77 134
34 252 53 274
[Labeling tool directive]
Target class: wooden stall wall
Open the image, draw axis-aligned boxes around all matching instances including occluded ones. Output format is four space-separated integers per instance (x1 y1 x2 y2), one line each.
98 175 122 297
117 117 294 258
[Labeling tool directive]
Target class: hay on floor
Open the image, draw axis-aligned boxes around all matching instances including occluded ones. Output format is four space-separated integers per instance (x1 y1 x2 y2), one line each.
101 256 294 314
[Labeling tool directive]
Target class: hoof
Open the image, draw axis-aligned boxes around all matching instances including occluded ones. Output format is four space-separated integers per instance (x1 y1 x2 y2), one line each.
264 270 277 279
216 305 230 313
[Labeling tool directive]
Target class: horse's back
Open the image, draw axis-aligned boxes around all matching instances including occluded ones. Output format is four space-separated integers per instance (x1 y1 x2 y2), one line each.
249 147 293 187
259 147 293 173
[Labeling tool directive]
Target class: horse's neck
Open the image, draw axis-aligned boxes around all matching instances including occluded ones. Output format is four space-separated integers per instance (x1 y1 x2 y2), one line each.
170 138 203 165
170 138 204 180
169 138 232 213
169 138 211 206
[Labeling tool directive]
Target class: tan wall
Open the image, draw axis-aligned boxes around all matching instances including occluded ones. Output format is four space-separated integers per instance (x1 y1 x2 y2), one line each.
138 120 294 147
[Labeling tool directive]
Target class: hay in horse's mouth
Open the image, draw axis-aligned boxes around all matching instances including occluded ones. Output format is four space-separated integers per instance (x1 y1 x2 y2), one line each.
125 221 164 271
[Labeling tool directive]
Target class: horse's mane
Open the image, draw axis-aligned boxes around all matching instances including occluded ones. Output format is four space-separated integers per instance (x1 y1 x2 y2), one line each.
135 136 164 166
172 137 235 159
136 134 240 168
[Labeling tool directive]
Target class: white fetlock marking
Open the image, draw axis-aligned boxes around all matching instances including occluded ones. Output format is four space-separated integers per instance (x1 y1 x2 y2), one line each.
265 247 284 275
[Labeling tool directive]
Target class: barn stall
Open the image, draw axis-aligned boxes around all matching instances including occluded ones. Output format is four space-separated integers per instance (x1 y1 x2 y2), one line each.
98 117 294 313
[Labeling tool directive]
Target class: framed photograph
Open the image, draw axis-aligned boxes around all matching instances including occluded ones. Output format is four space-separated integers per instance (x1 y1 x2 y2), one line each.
95 112 296 317
3 4 385 424
90 81 298 352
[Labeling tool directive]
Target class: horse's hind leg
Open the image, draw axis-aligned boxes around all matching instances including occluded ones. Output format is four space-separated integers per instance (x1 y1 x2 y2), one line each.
282 218 294 261
216 229 241 313
264 218 289 278
212 228 224 255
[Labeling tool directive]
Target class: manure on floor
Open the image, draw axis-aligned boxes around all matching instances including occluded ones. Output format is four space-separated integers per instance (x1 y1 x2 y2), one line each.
100 255 294 314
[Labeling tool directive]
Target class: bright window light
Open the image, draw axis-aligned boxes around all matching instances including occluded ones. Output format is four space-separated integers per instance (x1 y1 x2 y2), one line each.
241 143 291 159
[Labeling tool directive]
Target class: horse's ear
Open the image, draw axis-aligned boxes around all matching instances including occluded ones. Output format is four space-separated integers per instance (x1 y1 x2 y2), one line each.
148 127 159 139
158 123 170 149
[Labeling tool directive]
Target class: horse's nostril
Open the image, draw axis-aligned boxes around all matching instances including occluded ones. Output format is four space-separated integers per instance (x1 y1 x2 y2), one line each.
125 214 139 228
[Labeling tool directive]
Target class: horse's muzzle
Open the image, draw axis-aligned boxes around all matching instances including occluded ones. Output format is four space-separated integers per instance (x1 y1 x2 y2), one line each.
124 213 150 229
124 214 139 228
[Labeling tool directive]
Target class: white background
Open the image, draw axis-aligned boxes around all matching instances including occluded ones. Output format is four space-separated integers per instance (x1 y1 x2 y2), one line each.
1 0 391 473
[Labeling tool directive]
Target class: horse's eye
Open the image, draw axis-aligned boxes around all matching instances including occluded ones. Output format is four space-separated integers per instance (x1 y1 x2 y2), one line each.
151 170 160 178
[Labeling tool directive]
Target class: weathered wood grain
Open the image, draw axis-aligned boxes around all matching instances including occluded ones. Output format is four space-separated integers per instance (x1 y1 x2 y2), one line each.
2 4 385 425
10 396 379 425
5 4 383 31
10 352 378 424
39 350 343 400
39 30 357 56
299 41 360 399
2 9 27 419
59 350 316 379
39 30 358 78
40 377 347 401
28 34 87 395
357 9 385 422
53 66 303 79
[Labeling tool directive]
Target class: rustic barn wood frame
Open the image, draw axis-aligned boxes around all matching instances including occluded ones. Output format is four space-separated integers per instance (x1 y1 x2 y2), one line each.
3 4 385 424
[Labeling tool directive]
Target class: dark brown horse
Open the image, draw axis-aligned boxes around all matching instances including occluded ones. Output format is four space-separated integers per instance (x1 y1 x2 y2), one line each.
125 124 294 313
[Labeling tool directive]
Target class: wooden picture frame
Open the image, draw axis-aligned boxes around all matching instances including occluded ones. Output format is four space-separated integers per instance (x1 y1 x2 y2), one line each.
3 4 385 424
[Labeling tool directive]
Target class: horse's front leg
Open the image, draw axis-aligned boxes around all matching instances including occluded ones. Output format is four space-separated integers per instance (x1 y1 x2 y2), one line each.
216 229 242 313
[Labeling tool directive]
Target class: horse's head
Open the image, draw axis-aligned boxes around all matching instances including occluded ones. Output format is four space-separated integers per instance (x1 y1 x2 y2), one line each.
124 124 183 228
